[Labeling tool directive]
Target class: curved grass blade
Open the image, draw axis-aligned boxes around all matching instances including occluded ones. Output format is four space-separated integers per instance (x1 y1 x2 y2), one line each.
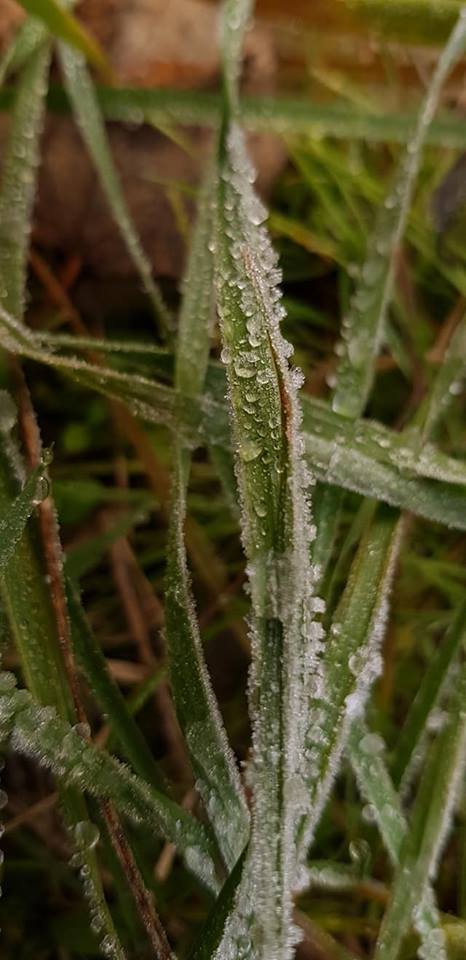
17 0 112 79
332 9 466 419
57 45 170 332
373 657 466 960
66 582 166 792
166 166 249 871
2 308 466 531
0 674 220 891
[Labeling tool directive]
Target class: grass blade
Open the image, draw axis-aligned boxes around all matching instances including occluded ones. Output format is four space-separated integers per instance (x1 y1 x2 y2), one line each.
17 0 112 78
66 582 166 792
373 658 466 960
349 722 446 956
2 308 466 530
298 508 404 856
0 674 220 891
0 42 51 317
391 600 466 789
0 448 49 574
43 85 466 151
58 45 170 332
212 3 327 952
0 18 46 86
332 9 466 419
165 165 249 870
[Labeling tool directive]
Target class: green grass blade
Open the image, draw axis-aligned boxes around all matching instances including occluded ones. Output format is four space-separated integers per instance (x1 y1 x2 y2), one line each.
42 85 466 151
0 450 49 575
2 309 466 532
66 582 166 792
189 850 246 960
212 2 328 949
391 600 466 789
17 0 112 78
349 721 446 957
373 658 466 960
0 48 130 957
57 45 170 332
166 446 249 869
165 165 249 869
0 42 51 317
0 674 220 891
412 311 466 443
298 508 404 855
332 10 466 419
0 18 47 86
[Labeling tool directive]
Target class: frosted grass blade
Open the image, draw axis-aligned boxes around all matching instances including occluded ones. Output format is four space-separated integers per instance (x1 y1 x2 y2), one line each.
67 86 466 151
165 167 249 869
166 449 249 869
0 450 49 575
212 3 327 951
0 674 220 890
392 600 466 789
2 308 466 530
0 18 47 86
298 508 404 856
374 658 466 960
0 42 51 317
58 45 170 331
332 10 466 419
412 311 466 443
349 722 445 957
17 0 111 78
0 51 130 958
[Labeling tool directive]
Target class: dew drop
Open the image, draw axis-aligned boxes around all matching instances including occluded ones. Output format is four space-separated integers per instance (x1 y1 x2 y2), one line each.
75 820 100 852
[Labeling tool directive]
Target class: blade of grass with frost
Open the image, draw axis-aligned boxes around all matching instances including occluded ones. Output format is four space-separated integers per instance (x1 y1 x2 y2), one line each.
58 45 169 332
0 433 128 960
17 0 112 78
71 86 466 151
410 310 466 444
166 166 248 870
332 9 466 419
3 308 466 529
213 3 327 953
348 722 445 957
0 455 50 574
66 583 166 792
0 18 47 86
392 600 466 789
0 43 51 317
0 50 130 960
297 507 404 857
374 657 466 960
0 675 220 889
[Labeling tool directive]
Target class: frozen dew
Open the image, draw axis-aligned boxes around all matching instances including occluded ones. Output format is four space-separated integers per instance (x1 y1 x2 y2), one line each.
359 732 385 756
74 820 100 852
0 392 17 434
32 475 50 506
